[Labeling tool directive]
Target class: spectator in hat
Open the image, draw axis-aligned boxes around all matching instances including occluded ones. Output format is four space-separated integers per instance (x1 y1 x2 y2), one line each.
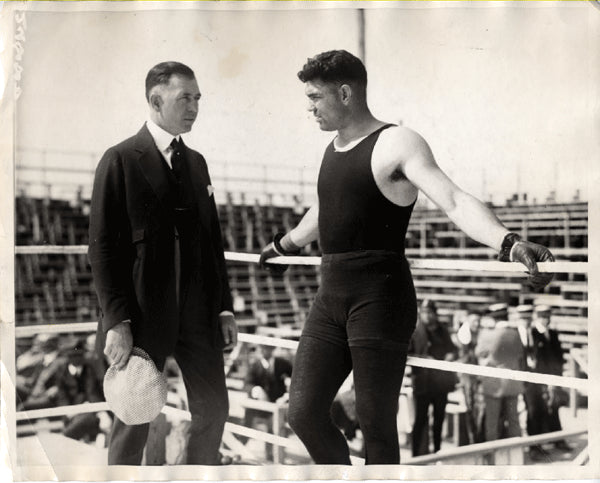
61 336 112 444
409 299 458 455
475 303 526 452
515 304 535 369
17 334 62 410
525 305 571 459
242 345 293 461
456 312 484 443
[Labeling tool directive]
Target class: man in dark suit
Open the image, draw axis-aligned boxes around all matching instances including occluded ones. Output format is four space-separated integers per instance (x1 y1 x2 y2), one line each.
409 299 458 456
88 61 237 465
243 345 293 461
526 304 570 458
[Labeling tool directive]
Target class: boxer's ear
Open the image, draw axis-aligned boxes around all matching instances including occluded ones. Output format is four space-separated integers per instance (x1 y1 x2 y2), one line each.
339 84 352 105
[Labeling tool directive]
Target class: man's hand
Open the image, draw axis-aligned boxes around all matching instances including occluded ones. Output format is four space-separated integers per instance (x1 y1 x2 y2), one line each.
98 411 113 433
104 321 133 369
510 240 555 291
250 386 269 401
220 313 238 351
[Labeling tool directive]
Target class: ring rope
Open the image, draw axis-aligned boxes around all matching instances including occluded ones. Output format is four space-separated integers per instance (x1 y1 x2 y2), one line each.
15 401 585 467
13 323 588 391
15 245 586 273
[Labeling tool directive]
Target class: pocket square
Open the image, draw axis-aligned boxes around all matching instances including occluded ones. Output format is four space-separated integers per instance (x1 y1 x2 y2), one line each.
207 185 214 197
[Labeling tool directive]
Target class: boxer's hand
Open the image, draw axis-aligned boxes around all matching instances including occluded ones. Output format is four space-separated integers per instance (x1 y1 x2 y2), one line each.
220 313 238 351
104 321 133 369
259 233 299 274
258 241 288 274
510 241 555 291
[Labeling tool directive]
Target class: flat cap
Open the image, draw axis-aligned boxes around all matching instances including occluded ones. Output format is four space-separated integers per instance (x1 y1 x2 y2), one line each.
103 347 167 425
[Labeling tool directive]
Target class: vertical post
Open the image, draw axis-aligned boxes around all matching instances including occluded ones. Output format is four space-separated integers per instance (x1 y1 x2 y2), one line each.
144 413 169 465
263 164 268 204
358 9 366 64
564 212 570 249
568 352 577 418
272 402 286 464
299 167 305 207
420 218 427 257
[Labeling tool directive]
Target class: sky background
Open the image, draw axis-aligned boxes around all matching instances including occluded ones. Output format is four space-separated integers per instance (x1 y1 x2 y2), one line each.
13 2 600 206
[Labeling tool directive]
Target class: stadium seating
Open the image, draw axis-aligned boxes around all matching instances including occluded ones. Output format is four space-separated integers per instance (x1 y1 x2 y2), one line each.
15 195 588 352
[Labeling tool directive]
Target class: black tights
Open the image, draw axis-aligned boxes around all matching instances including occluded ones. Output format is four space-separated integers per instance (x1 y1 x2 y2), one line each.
288 335 409 464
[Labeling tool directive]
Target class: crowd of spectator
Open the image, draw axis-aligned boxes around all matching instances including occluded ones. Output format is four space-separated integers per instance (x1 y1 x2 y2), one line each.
408 298 572 462
16 333 111 445
15 297 572 463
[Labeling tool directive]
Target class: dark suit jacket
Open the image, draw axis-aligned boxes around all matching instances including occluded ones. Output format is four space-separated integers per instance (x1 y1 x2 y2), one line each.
88 124 232 358
244 356 293 402
409 322 458 395
531 327 564 376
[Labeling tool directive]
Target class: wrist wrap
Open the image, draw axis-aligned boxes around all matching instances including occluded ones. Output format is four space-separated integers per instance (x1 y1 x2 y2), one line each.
498 232 522 262
273 233 301 256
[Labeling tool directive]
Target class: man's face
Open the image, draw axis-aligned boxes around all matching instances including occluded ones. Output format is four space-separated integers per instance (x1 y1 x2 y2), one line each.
420 306 436 326
467 314 480 331
518 314 533 327
155 74 201 135
304 80 345 131
537 314 551 328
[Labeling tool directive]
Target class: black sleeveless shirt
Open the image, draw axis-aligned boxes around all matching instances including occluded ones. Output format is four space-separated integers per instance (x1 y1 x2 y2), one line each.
317 124 416 254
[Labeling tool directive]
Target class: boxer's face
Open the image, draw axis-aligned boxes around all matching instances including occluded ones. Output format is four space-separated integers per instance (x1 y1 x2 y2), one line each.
305 80 346 131
152 74 200 135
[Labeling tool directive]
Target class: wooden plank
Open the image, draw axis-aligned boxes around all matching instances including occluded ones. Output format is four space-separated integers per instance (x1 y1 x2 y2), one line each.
17 432 107 467
413 280 522 291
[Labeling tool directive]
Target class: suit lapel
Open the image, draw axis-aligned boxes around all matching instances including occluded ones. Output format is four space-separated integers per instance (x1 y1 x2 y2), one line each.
134 124 173 209
133 125 212 232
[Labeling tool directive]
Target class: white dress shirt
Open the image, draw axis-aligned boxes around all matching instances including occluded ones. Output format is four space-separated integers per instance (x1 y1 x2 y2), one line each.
145 120 233 319
146 119 180 169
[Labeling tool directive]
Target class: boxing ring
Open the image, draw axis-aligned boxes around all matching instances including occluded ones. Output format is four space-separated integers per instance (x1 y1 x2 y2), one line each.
13 246 590 467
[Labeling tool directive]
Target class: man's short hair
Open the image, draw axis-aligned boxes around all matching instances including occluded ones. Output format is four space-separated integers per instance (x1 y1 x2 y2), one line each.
145 61 195 101
297 50 367 88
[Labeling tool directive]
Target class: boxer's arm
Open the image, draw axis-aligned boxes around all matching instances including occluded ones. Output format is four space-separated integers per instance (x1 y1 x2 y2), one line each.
288 202 319 248
258 203 318 272
377 127 554 289
381 128 508 251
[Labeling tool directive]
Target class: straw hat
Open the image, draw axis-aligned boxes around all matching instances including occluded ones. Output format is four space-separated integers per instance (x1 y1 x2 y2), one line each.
103 347 167 425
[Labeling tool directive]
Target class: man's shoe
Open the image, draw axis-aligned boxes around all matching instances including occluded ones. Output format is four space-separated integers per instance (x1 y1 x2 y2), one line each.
529 445 550 462
554 440 572 451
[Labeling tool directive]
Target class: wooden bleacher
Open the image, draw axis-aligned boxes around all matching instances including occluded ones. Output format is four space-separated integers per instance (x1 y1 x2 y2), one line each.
15 195 588 355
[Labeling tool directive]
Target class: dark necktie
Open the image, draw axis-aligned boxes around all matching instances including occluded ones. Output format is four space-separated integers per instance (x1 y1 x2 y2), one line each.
169 137 184 179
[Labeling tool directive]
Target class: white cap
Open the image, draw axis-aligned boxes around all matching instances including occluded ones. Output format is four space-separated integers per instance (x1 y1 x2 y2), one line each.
534 304 552 315
103 347 167 425
516 304 534 314
488 303 508 313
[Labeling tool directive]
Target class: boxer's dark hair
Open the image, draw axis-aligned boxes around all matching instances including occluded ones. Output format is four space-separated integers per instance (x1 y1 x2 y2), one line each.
298 50 367 88
145 61 195 101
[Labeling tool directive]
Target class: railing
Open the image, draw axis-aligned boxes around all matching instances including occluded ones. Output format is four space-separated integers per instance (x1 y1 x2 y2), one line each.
12 245 589 466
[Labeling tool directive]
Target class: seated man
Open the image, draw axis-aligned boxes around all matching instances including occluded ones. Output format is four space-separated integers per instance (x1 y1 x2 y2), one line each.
243 345 293 461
